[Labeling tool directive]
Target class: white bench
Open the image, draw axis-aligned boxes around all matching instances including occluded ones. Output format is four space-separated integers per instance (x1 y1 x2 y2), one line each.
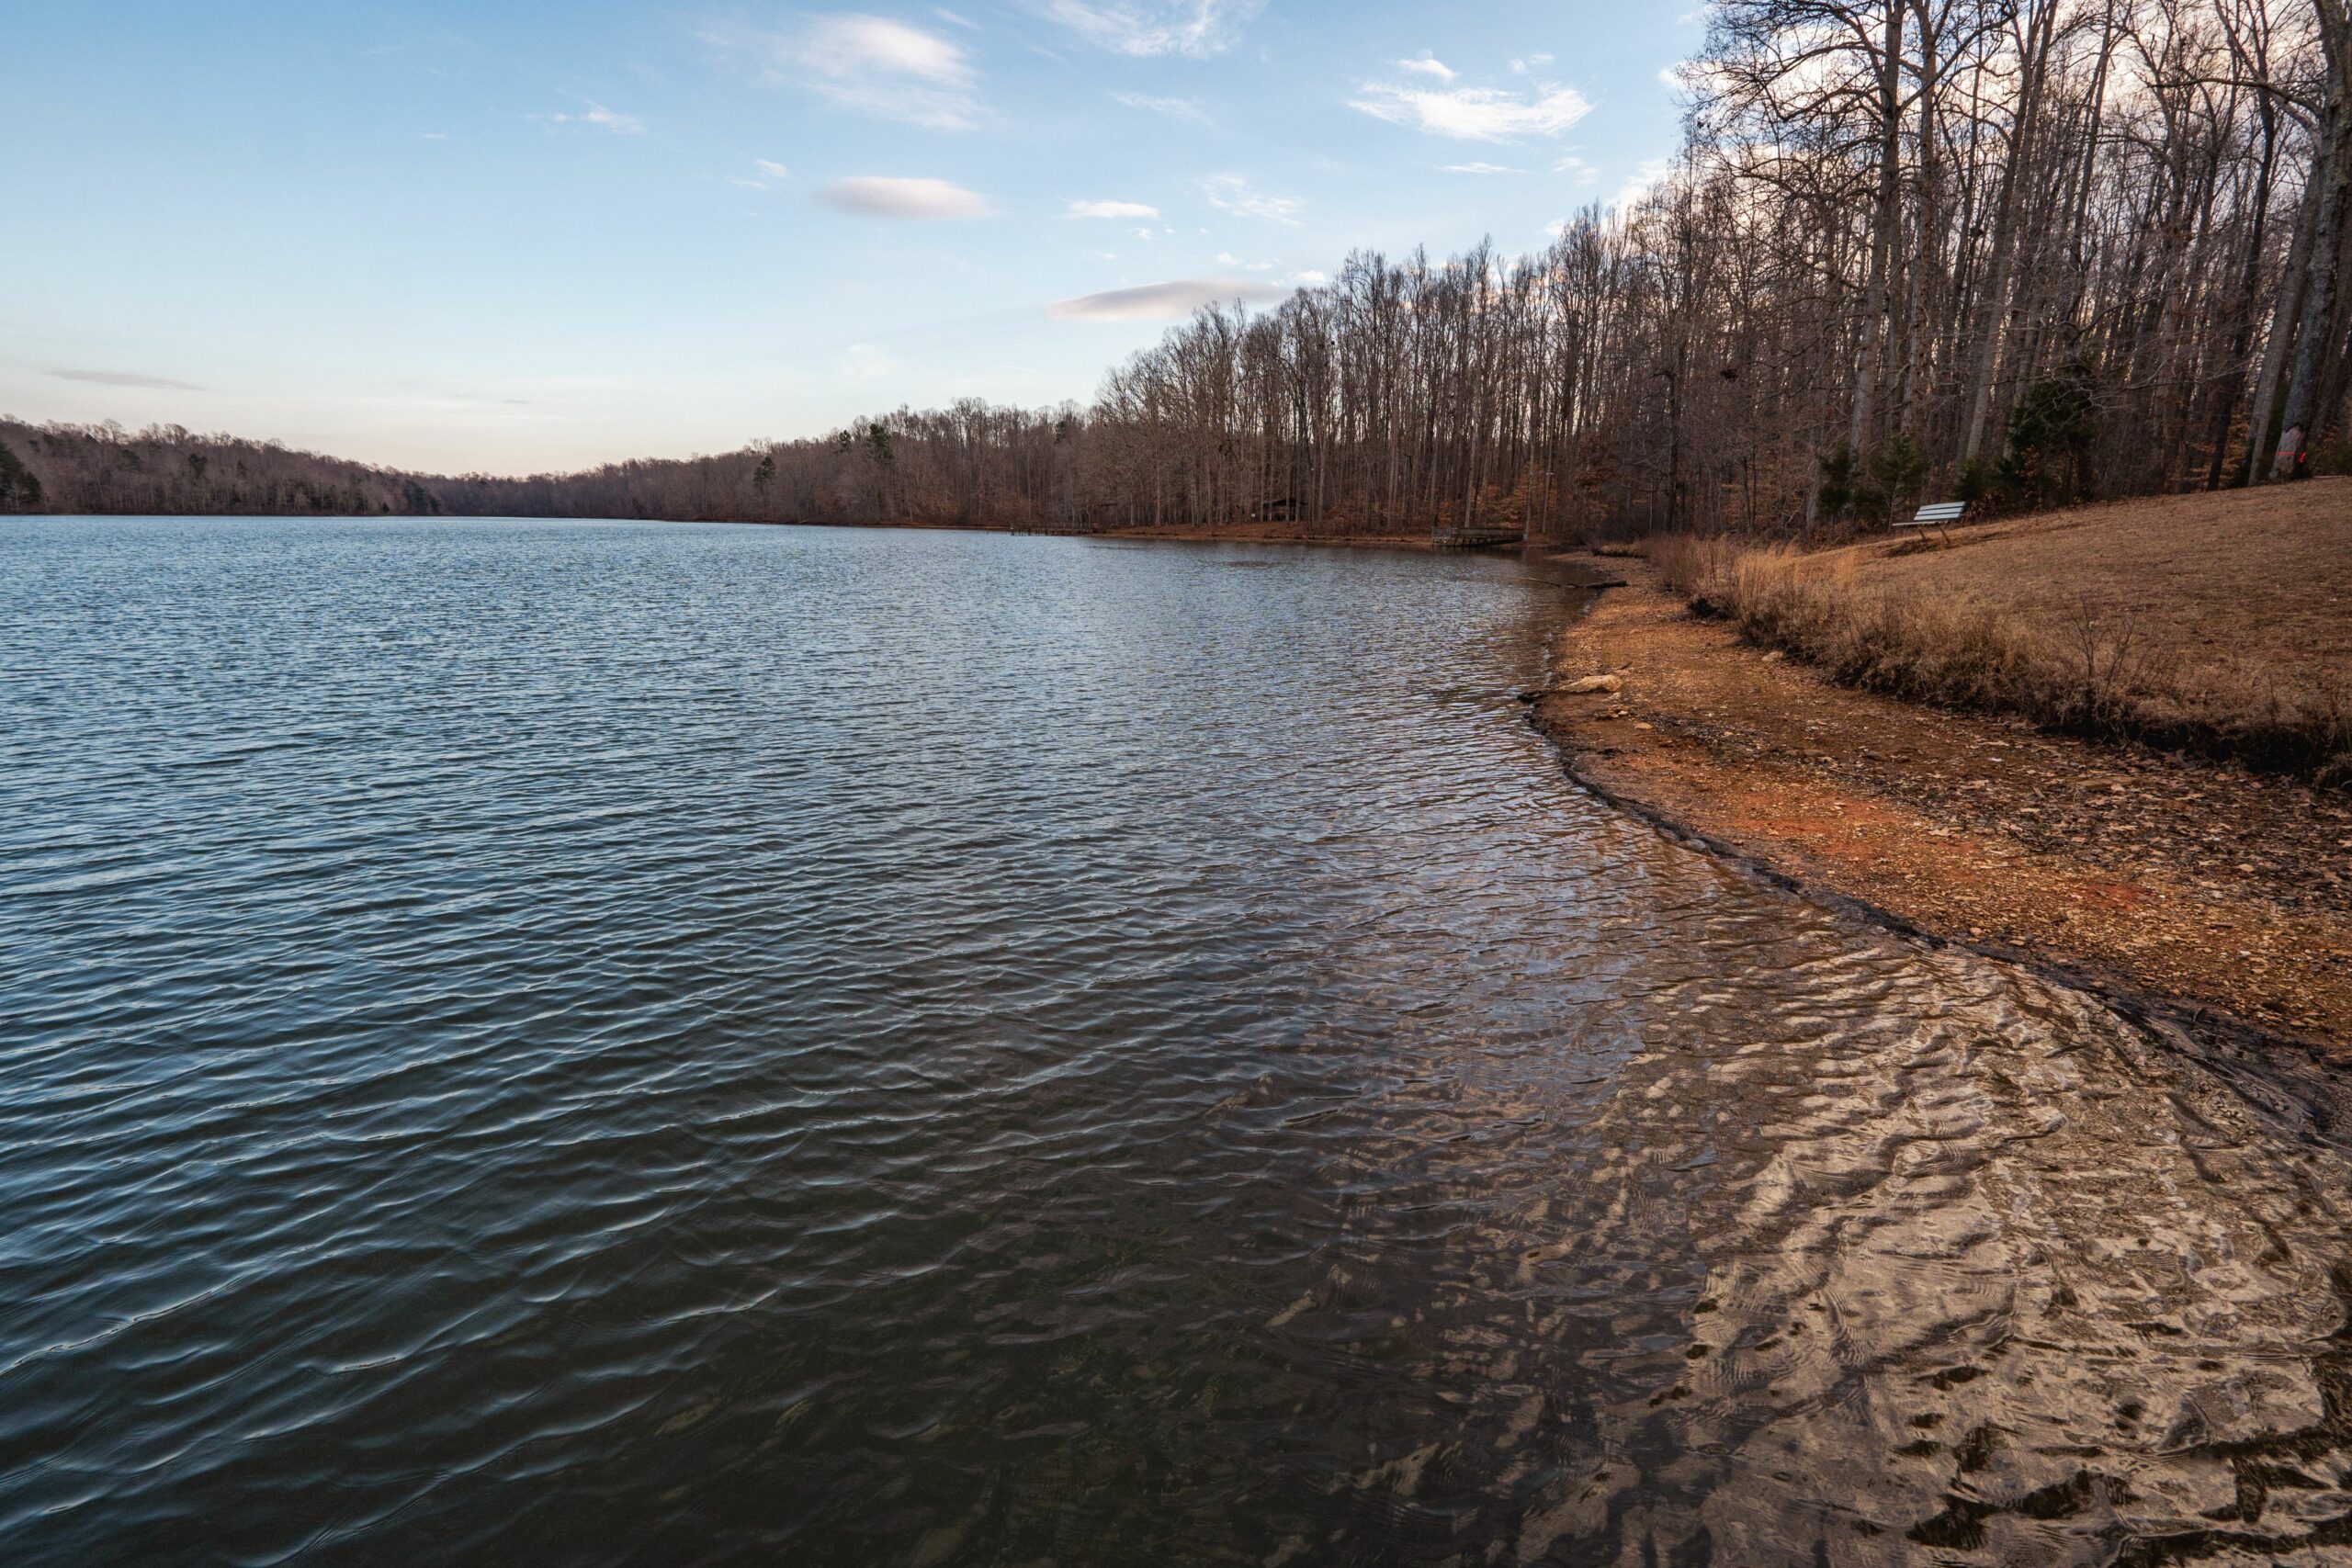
1896 501 1966 541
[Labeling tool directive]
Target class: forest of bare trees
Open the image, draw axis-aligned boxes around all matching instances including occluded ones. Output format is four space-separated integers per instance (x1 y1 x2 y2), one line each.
1076 0 2352 537
8 0 2348 540
0 419 442 520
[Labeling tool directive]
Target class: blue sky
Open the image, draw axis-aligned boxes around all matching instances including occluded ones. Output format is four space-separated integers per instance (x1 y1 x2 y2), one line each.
4 2 1697 474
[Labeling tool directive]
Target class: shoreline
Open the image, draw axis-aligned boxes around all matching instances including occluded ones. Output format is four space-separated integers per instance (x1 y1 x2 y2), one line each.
1080 526 1442 550
6 513 1456 551
17 506 1525 558
1532 553 2352 1060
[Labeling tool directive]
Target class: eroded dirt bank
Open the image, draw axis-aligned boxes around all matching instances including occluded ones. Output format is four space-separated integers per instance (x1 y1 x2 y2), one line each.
1534 555 2352 1055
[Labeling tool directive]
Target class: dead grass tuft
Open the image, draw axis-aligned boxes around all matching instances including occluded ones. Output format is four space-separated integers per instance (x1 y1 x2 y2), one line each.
1644 535 1745 606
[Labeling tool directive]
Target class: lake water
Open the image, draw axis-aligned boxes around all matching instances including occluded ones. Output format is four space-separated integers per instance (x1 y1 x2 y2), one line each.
4 517 2351 1565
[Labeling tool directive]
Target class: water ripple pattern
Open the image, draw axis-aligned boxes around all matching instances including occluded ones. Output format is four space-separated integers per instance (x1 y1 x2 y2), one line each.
3 518 2350 1565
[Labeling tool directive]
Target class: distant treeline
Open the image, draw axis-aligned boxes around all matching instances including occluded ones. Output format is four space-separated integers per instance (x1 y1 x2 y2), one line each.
8 0 2350 539
0 412 1092 532
0 419 443 520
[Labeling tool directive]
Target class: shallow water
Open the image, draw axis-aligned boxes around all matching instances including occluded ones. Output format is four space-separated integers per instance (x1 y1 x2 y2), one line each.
3 517 2349 1565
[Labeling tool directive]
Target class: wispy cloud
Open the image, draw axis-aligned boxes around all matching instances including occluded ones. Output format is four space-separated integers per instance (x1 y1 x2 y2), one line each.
1048 276 1285 321
1200 174 1301 223
839 343 899 379
729 158 795 193
49 369 204 390
1611 158 1674 212
1350 73 1591 141
819 175 992 218
707 14 982 131
1068 198 1159 220
1111 90 1210 125
1395 52 1455 82
1441 161 1519 175
1035 0 1260 58
546 101 645 133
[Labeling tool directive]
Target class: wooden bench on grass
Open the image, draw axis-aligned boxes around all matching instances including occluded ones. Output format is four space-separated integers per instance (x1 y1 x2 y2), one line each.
1896 500 1966 543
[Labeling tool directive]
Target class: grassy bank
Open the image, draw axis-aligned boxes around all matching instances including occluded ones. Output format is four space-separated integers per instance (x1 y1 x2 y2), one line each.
1645 481 2352 782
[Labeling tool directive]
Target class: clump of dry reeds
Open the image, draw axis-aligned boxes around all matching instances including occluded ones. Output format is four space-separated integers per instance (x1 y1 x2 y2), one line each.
1645 534 1747 606
1643 536 2352 782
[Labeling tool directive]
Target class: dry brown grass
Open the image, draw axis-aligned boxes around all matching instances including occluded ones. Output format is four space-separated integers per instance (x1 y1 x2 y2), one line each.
1645 480 2352 781
1645 533 1742 600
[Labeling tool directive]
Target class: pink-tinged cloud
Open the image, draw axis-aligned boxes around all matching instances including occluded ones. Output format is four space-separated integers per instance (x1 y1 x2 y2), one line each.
818 176 991 218
1048 276 1286 321
50 368 204 390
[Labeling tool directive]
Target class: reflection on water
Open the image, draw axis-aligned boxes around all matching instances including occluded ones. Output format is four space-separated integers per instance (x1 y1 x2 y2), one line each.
1 518 2348 1565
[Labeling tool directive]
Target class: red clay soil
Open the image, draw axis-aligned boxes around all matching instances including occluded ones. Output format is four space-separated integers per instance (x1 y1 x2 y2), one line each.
1535 556 2352 1055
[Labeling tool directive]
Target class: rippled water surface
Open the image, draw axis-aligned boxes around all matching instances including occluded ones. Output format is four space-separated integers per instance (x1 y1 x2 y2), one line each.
6 517 2352 1566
